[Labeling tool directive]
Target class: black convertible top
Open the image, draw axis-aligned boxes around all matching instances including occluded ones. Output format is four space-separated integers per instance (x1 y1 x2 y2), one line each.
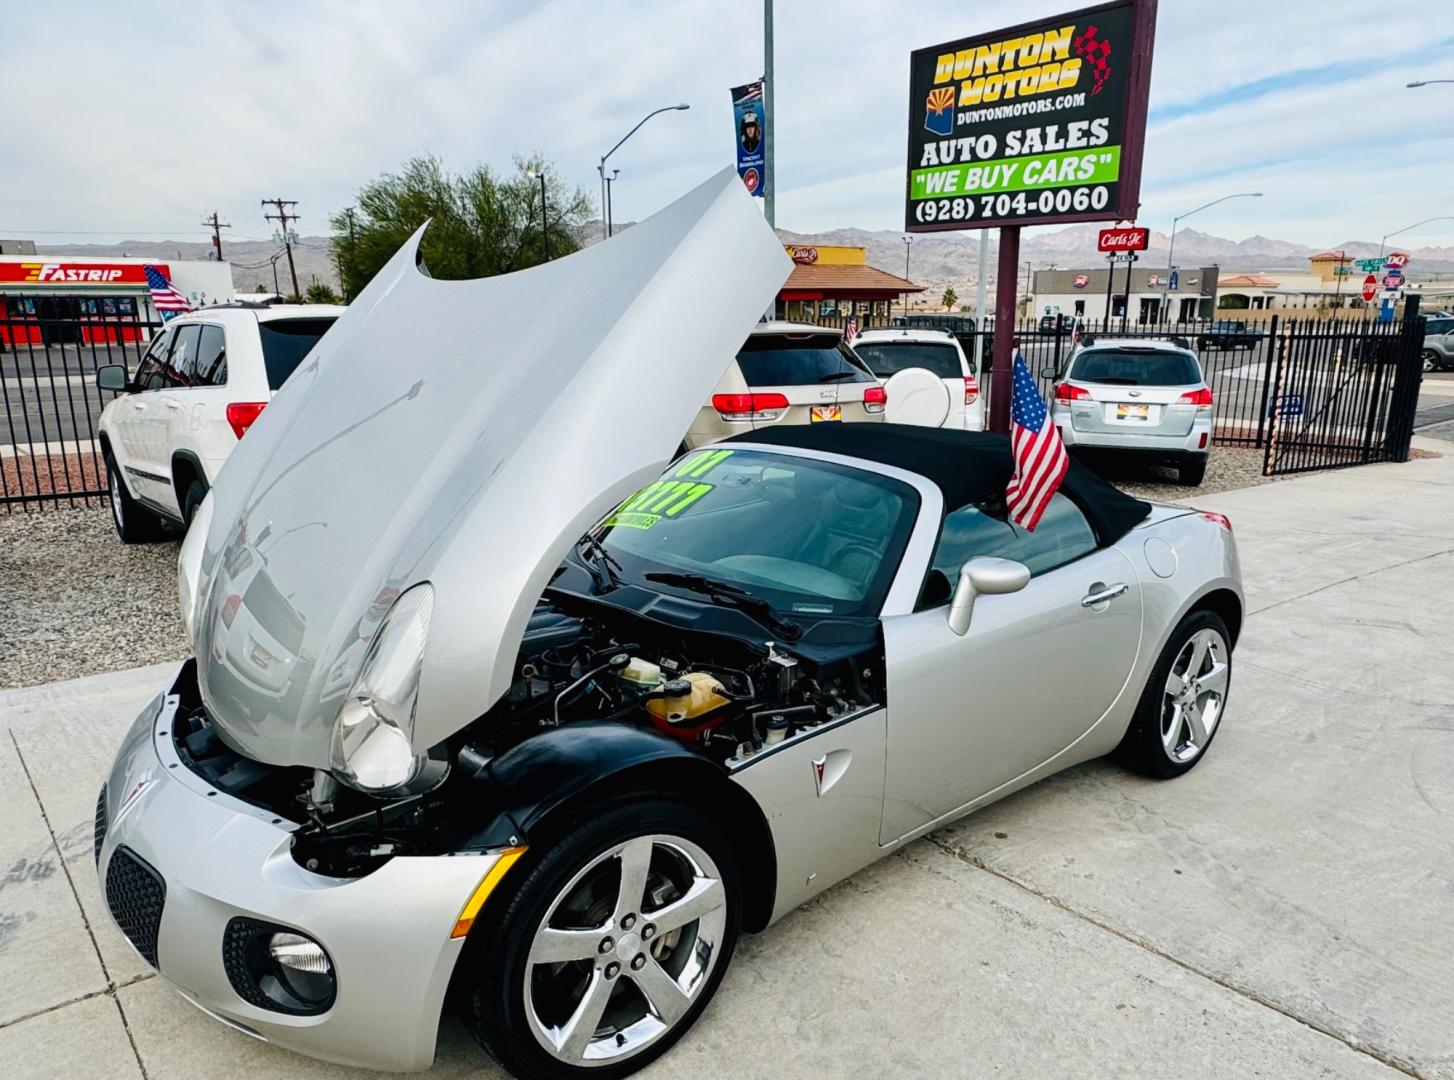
727 424 1151 544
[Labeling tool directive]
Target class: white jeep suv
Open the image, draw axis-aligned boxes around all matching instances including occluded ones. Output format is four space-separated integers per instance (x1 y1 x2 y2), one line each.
96 304 342 541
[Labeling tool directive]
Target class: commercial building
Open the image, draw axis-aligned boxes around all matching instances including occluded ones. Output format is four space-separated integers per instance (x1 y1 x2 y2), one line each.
1030 264 1221 325
0 252 234 346
774 244 923 324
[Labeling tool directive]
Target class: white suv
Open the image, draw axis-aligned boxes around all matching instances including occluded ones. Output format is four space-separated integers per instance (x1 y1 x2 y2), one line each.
96 304 342 541
849 326 984 431
683 321 885 449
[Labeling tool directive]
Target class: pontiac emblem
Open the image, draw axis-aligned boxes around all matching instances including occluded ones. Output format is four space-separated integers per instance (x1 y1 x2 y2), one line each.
811 756 827 796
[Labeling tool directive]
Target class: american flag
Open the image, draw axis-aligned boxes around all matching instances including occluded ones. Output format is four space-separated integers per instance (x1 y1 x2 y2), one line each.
144 265 192 318
844 315 858 341
1005 351 1069 531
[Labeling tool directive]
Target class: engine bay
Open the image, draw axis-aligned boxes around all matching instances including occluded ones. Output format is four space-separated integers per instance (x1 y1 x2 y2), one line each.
486 599 881 766
170 596 883 878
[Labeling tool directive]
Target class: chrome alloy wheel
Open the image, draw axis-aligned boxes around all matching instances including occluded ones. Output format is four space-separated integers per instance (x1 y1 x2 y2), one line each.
523 834 727 1068
1161 627 1229 764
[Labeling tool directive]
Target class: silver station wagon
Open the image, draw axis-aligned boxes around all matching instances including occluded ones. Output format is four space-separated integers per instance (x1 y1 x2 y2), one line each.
96 172 1242 1079
1051 339 1215 485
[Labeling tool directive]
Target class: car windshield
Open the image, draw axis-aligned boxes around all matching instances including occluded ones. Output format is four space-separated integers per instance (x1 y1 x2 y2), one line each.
596 449 918 618
1069 348 1201 387
852 340 966 379
736 334 874 386
257 318 337 389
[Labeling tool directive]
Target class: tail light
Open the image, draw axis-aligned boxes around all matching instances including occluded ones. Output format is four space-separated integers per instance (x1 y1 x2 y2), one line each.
711 392 789 421
963 375 979 405
226 401 267 439
1054 383 1090 402
1177 387 1214 410
863 386 887 414
1197 511 1232 531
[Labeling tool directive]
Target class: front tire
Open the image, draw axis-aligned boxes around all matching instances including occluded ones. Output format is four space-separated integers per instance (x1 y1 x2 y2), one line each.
181 476 209 527
1424 350 1439 374
466 796 741 1080
104 451 165 544
1114 609 1231 779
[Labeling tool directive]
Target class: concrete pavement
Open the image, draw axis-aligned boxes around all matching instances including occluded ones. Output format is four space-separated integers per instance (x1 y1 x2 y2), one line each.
3 443 1452 1079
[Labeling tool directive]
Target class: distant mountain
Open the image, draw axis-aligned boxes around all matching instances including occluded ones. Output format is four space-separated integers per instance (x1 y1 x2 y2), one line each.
35 221 1453 306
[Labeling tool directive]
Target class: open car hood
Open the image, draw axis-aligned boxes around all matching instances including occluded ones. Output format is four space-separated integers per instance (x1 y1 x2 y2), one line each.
190 170 791 768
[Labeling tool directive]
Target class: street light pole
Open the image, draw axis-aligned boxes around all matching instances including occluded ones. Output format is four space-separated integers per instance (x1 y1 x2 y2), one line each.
605 171 619 237
1163 191 1263 322
902 235 912 314
526 168 549 259
1379 216 1454 259
597 104 690 240
763 0 775 229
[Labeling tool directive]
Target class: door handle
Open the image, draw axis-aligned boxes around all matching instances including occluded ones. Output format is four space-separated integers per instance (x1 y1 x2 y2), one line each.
1081 583 1128 607
163 399 182 409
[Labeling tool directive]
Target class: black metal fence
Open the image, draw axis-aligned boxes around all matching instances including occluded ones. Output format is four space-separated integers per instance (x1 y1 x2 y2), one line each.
1 301 161 510
833 311 1426 470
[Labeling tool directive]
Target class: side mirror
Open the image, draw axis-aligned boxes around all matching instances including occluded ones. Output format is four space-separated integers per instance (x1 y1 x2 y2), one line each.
947 556 1030 636
96 365 130 392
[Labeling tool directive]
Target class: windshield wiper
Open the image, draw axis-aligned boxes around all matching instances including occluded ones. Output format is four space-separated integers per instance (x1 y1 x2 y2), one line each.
575 533 623 593
644 571 803 641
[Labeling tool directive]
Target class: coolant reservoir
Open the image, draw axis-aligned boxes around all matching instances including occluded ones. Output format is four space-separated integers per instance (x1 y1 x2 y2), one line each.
618 657 664 690
647 672 730 729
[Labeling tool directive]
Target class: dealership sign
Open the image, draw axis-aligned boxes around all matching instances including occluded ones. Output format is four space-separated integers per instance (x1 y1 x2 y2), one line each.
905 0 1157 231
0 262 171 287
1098 225 1148 251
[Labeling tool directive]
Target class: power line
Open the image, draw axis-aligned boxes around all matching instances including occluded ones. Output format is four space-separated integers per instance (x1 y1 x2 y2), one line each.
261 198 301 297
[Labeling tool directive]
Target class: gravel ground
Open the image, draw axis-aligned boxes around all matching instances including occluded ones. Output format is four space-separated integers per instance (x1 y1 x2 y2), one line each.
1090 445 1274 503
0 506 186 689
0 445 1276 691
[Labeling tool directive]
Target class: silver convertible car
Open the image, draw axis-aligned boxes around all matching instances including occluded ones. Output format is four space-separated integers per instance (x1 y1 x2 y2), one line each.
96 172 1242 1080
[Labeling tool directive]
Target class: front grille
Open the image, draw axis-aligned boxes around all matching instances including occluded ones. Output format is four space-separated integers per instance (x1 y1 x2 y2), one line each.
105 847 166 967
93 786 108 865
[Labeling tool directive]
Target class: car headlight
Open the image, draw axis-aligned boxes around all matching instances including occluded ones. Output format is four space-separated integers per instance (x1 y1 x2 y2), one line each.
177 491 213 648
329 583 434 794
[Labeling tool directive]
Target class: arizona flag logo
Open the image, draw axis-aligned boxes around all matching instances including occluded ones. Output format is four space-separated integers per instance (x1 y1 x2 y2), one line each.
924 87 955 136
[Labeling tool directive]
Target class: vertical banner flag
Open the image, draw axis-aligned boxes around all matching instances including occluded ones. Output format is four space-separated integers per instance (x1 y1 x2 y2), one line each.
731 82 767 197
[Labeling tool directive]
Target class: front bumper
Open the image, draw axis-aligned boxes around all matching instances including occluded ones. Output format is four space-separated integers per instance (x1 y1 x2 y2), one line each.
96 663 499 1072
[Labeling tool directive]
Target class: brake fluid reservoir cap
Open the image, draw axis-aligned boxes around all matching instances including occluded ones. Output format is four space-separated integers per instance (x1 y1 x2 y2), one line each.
1144 536 1177 579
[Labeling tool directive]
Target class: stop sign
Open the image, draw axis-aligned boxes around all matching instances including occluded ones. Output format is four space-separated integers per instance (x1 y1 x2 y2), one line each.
1362 273 1378 302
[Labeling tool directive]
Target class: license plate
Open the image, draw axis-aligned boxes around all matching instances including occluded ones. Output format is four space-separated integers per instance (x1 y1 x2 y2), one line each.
1115 403 1150 421
810 405 842 423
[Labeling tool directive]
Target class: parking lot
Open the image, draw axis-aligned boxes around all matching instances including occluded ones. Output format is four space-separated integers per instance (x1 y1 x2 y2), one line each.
4 440 1450 1080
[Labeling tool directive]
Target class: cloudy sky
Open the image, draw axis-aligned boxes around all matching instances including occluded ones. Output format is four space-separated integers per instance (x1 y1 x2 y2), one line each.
2 1 1452 249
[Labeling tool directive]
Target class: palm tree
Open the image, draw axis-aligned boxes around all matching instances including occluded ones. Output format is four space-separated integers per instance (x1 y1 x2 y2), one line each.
941 287 958 311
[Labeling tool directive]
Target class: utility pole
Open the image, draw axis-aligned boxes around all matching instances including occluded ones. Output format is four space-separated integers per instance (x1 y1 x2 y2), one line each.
269 252 282 297
763 0 775 229
261 198 301 298
201 212 231 261
339 207 357 301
